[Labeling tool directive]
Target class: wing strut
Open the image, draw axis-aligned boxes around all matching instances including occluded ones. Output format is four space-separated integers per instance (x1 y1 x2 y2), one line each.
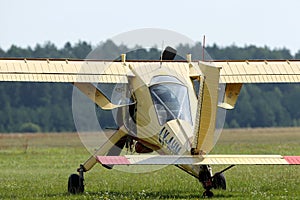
73 83 132 110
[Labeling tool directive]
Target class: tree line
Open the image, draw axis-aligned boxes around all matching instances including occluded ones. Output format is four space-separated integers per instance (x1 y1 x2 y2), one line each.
0 40 300 132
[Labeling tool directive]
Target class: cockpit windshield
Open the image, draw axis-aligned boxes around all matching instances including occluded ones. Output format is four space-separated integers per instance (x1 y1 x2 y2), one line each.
150 76 192 125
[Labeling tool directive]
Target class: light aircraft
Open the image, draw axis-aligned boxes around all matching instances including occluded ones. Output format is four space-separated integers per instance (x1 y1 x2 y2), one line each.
0 47 300 197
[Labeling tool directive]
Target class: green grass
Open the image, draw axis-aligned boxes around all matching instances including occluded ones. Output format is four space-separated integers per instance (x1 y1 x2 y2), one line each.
0 128 300 199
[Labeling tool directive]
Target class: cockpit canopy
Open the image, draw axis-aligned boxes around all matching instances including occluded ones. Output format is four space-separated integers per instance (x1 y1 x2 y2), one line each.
149 76 192 125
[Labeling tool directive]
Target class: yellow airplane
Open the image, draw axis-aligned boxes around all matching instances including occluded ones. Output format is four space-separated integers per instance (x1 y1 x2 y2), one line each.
0 47 299 197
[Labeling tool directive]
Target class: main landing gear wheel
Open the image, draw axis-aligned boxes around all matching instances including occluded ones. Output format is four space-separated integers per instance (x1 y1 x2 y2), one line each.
213 173 226 190
68 174 84 194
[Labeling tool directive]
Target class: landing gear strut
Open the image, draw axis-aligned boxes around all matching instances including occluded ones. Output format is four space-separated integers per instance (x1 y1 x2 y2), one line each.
68 164 85 194
199 165 214 198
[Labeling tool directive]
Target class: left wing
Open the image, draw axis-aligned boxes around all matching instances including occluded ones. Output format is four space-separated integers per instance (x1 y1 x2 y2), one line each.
0 58 130 83
96 155 300 165
0 58 135 110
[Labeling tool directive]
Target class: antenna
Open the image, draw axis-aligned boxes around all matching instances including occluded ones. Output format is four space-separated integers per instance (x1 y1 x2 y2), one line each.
160 40 164 67
202 35 206 61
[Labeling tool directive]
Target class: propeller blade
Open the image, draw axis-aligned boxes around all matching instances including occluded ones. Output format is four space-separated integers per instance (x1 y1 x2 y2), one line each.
161 46 177 60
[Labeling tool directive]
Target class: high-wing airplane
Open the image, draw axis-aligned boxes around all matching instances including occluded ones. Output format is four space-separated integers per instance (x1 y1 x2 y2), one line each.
0 47 300 197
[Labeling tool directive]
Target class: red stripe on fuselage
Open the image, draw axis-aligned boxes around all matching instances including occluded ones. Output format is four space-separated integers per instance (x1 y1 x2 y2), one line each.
284 156 300 164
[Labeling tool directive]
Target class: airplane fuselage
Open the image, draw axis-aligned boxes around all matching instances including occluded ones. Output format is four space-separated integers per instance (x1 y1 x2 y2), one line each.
121 61 222 177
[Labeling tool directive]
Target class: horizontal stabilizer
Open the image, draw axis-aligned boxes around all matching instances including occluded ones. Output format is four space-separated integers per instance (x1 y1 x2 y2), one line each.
96 155 300 165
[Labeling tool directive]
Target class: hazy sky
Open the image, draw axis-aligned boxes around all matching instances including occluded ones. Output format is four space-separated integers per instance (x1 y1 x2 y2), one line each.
1 0 300 54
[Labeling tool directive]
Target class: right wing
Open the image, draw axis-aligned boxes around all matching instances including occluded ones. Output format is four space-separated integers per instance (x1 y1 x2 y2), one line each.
216 60 300 83
213 60 300 110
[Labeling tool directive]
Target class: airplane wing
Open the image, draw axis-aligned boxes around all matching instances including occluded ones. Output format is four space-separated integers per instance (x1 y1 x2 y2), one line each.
213 60 300 110
2 59 299 84
0 58 135 109
0 58 131 83
216 60 300 83
96 155 300 165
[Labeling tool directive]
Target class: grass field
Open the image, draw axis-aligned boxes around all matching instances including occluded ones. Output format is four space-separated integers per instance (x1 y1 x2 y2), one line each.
0 128 300 199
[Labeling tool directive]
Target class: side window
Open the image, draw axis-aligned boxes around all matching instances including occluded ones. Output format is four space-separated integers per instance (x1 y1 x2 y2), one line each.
150 83 192 125
191 77 200 98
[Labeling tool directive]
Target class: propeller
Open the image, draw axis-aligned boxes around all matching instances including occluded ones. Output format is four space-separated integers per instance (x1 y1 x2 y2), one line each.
161 46 177 60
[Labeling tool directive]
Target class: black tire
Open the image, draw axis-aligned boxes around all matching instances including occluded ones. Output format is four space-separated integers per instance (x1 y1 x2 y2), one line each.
202 190 214 198
213 173 226 190
68 174 84 194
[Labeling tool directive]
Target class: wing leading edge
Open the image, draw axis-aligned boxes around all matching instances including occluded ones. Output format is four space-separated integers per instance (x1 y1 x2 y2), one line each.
96 155 300 165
